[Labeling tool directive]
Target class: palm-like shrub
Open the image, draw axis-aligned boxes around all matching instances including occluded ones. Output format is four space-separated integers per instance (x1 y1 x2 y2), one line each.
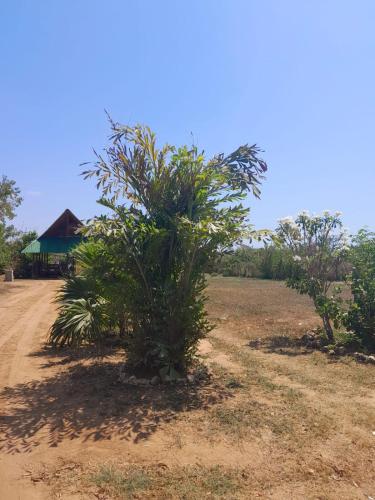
52 121 268 376
50 241 129 347
50 296 108 347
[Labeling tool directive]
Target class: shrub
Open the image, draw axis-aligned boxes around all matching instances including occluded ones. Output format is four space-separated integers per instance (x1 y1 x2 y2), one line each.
50 240 131 347
344 229 375 350
52 120 268 377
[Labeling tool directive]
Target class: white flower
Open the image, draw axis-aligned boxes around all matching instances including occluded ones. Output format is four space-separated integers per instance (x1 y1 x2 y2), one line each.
278 216 294 225
334 211 342 217
293 255 302 262
299 210 310 217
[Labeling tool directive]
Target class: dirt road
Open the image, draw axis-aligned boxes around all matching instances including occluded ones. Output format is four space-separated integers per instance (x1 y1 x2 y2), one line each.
0 280 60 498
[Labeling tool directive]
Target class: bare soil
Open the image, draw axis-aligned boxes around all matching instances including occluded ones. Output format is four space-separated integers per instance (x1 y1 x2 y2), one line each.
0 277 374 499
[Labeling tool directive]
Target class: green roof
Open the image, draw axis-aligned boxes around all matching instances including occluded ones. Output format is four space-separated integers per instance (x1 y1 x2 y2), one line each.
22 237 82 254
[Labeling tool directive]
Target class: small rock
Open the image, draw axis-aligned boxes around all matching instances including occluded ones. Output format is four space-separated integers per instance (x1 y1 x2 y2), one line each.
128 375 137 384
321 346 329 353
367 355 375 365
337 346 346 356
353 352 368 363
187 374 195 384
150 376 160 386
328 349 336 356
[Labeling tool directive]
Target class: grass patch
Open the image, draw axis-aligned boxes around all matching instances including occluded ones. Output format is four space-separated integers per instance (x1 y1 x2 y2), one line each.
210 402 265 440
89 463 244 499
91 464 151 498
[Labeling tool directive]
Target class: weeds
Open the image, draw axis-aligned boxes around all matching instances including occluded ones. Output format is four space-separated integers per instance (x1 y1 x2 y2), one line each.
89 463 244 499
91 464 151 498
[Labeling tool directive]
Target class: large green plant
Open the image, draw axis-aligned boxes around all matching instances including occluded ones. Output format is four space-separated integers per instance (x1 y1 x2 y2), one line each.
71 120 268 376
276 211 348 342
344 229 375 350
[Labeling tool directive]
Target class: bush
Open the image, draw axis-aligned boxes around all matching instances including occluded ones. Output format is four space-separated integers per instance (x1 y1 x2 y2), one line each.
50 240 130 347
344 229 375 351
51 121 268 377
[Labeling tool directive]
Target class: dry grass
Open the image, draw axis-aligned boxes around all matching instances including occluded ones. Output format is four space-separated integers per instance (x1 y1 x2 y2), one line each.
88 463 244 499
5 277 374 499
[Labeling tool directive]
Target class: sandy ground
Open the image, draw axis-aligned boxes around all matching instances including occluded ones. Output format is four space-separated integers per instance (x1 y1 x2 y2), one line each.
0 278 374 499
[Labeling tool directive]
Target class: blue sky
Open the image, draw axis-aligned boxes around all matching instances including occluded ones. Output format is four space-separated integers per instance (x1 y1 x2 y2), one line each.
1 0 374 235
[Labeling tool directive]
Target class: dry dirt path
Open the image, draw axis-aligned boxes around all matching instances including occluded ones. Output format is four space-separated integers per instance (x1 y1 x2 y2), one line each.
0 280 60 499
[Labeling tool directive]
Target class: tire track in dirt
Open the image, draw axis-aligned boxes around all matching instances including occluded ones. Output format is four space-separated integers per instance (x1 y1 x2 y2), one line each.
199 338 244 374
7 288 57 386
0 280 47 310
0 283 51 352
0 281 59 500
0 281 59 388
209 327 375 409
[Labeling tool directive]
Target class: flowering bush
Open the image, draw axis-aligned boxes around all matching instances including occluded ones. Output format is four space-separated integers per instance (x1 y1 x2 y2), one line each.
276 211 349 342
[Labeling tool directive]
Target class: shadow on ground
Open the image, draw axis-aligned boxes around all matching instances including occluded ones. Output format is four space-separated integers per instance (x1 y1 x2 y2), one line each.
0 361 232 454
248 335 313 357
29 343 122 368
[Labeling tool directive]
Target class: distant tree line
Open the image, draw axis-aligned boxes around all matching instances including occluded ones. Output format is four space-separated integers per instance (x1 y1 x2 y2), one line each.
209 244 350 281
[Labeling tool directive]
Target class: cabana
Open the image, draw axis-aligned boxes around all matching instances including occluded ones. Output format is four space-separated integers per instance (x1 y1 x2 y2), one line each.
22 209 83 278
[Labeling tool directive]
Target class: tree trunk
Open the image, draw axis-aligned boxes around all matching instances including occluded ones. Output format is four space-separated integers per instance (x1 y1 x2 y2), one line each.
322 314 334 343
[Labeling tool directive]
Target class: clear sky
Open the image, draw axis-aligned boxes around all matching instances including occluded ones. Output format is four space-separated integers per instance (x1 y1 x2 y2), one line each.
1 0 374 235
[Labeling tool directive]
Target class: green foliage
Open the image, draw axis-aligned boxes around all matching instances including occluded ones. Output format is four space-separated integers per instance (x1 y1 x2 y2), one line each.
333 330 362 350
0 223 12 271
344 229 375 350
276 211 348 341
0 175 23 272
50 296 108 347
0 175 22 224
11 230 38 277
51 120 268 374
210 244 294 279
0 227 37 275
50 240 130 347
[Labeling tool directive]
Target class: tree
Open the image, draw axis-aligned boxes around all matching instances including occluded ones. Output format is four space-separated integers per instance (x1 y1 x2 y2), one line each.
0 175 22 224
51 120 268 377
0 176 23 272
11 230 38 277
276 211 348 342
